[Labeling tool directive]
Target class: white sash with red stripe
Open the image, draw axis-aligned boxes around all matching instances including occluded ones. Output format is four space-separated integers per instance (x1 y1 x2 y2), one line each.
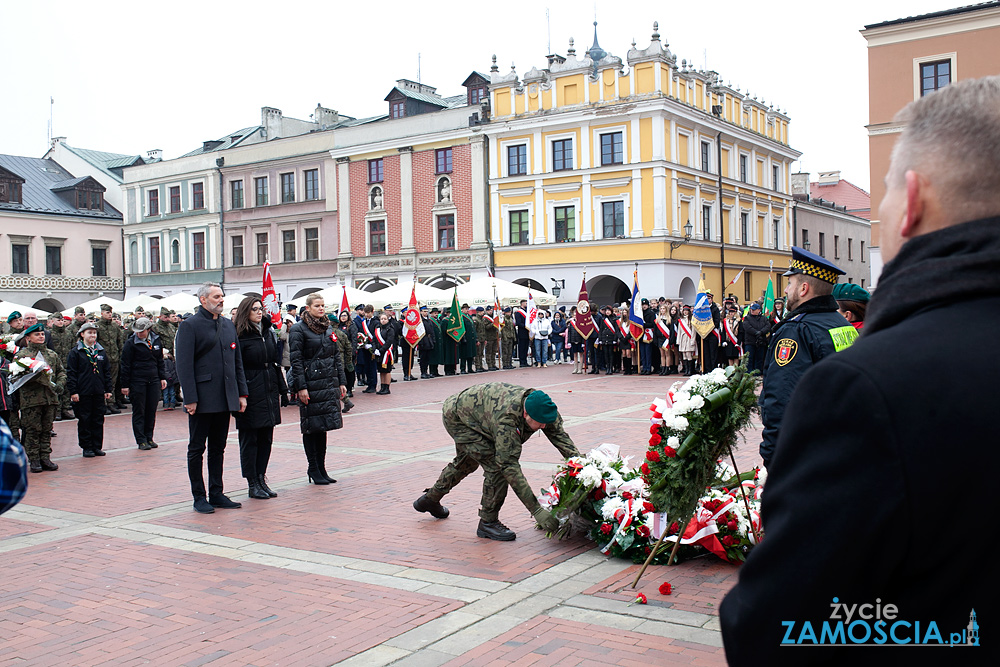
361 320 374 341
604 318 617 332
374 328 387 346
724 319 743 355
678 319 693 339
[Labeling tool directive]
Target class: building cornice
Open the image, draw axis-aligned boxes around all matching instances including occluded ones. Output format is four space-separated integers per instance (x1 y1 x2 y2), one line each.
861 6 1000 47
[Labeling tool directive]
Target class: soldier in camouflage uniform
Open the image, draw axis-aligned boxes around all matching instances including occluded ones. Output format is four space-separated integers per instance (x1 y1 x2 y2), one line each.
482 305 500 371
152 307 177 359
500 307 516 369
47 313 76 420
328 314 355 413
473 307 488 372
413 382 579 541
95 304 123 413
67 307 88 338
14 324 66 473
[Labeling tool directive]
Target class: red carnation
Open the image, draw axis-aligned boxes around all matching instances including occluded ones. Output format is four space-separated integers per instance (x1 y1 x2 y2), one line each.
649 424 660 435
659 582 673 595
669 521 679 534
640 462 650 475
637 525 650 538
600 523 612 535
722 535 735 546
634 593 647 604
592 488 606 501
621 491 633 501
642 501 655 514
649 433 662 447
663 446 677 458
646 450 661 463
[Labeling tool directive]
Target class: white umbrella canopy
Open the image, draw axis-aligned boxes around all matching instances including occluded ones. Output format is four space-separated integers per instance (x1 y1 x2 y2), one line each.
154 293 200 314
0 300 50 319
285 286 371 313
72 296 125 314
222 292 250 313
363 281 450 310
118 294 161 313
455 277 557 309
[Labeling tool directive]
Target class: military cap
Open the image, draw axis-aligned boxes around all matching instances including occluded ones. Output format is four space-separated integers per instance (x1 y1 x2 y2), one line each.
49 312 63 320
77 322 98 336
135 306 144 313
160 306 172 316
132 317 152 332
832 283 871 303
23 322 45 336
100 303 114 312
783 246 846 285
419 305 428 311
502 306 512 313
286 304 298 311
7 311 22 321
74 306 85 315
384 304 394 311
525 390 558 425
475 306 484 312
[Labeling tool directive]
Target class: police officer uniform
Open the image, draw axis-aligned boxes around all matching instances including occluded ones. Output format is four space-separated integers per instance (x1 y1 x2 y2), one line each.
759 247 858 467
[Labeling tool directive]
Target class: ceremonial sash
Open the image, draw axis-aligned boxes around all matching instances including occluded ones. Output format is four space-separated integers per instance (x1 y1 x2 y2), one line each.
604 318 617 332
618 321 630 338
712 327 722 342
642 328 653 343
677 319 693 339
484 314 494 326
515 308 527 319
382 346 394 367
361 320 374 341
724 319 742 355
654 319 670 339
374 329 387 346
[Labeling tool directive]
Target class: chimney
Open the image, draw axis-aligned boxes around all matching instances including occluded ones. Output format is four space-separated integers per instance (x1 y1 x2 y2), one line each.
396 79 439 97
313 104 340 130
50 136 67 149
817 170 841 186
262 107 283 140
790 172 811 200
146 149 163 162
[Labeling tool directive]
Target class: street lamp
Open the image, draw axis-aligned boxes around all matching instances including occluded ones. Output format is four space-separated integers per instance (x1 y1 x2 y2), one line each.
669 221 694 258
550 278 565 298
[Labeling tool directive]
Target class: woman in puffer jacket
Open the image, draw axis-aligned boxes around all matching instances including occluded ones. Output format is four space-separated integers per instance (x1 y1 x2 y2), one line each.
233 295 287 500
288 294 347 486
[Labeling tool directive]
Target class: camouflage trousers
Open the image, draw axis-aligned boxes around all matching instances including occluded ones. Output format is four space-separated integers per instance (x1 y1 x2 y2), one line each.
474 343 485 371
107 360 120 406
501 338 514 368
428 412 509 522
484 338 499 370
21 404 56 461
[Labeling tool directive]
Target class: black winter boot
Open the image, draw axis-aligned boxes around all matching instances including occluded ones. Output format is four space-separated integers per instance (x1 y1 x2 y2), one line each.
247 477 270 499
316 440 337 484
258 474 278 497
304 441 329 485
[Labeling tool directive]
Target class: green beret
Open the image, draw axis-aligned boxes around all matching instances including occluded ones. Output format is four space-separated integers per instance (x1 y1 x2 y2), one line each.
75 306 85 314
23 323 45 337
7 311 21 321
524 390 558 425
100 303 113 312
832 283 871 303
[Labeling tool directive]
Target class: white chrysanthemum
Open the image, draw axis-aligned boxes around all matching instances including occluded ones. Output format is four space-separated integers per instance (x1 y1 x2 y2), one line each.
601 497 625 520
667 436 680 449
578 464 604 488
619 478 648 497
605 468 625 491
689 394 706 410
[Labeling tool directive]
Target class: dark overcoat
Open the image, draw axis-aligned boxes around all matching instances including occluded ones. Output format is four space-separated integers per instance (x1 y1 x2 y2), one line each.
175 306 248 414
288 320 347 434
234 325 285 430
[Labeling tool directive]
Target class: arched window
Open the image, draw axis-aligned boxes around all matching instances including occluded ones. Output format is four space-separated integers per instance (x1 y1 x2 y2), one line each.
129 241 138 272
171 239 180 264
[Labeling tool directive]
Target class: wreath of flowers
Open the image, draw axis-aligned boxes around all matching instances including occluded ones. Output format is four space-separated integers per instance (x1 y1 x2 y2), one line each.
0 334 19 360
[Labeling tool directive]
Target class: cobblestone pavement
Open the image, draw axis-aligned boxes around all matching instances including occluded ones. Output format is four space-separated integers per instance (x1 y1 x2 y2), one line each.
3 364 762 666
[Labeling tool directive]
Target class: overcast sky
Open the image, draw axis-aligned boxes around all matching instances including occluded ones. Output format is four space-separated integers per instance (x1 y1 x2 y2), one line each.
2 0 954 192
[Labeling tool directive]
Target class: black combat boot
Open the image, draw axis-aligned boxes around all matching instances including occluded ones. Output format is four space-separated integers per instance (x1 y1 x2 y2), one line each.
258 474 277 497
413 493 450 519
477 519 516 541
247 477 270 499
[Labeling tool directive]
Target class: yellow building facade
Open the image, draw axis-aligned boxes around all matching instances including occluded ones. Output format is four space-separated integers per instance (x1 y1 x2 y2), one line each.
486 23 800 306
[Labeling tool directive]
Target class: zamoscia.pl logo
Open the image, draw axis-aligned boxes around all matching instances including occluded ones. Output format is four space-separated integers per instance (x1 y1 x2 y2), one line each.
781 599 980 647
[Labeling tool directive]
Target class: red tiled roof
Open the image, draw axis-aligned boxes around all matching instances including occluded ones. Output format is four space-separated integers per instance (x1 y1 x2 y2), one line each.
809 179 871 220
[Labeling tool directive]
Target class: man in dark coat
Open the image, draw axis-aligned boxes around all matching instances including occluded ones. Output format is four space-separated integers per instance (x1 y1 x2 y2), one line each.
175 283 248 514
721 74 1000 665
757 247 856 468
514 300 530 368
417 306 436 379
739 302 771 373
426 308 444 377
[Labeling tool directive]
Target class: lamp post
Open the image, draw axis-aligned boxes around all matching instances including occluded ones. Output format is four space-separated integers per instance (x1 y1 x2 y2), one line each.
669 221 694 258
550 278 565 298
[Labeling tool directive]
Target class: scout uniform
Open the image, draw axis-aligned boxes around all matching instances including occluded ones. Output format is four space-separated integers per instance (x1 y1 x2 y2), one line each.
15 324 67 472
414 383 579 540
760 247 858 467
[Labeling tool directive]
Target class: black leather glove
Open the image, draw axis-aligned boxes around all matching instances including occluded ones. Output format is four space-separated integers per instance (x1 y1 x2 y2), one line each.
280 393 289 408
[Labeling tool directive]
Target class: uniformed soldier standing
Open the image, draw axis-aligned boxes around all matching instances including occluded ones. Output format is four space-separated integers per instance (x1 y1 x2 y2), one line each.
95 304 124 414
67 306 89 338
413 382 579 541
482 305 500 371
473 307 488 371
759 247 858 468
500 307 516 369
14 323 66 473
47 313 76 420
152 307 176 358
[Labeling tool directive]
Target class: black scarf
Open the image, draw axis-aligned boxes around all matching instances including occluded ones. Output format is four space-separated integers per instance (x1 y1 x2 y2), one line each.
865 216 1000 335
301 310 329 335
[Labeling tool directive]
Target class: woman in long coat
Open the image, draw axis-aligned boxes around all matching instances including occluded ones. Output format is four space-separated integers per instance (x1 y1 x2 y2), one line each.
288 294 347 485
234 295 287 499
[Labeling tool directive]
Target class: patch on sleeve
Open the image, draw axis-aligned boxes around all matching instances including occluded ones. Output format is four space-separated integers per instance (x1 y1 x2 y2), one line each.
828 325 859 352
774 338 798 366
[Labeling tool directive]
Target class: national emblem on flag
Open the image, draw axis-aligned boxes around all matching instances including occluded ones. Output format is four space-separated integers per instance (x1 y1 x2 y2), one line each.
628 271 644 340
403 285 425 347
261 261 281 326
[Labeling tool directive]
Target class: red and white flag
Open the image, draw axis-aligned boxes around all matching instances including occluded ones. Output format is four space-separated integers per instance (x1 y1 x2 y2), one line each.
403 285 425 347
339 286 350 317
261 262 281 326
526 293 538 326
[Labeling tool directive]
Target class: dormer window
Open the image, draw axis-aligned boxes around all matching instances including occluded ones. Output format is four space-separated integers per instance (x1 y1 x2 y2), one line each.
0 167 25 204
391 101 405 118
76 187 103 210
462 72 490 109
469 86 486 106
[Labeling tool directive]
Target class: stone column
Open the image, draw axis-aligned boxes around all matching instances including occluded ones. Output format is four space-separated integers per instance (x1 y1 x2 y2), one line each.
470 136 489 249
398 147 414 252
337 159 352 259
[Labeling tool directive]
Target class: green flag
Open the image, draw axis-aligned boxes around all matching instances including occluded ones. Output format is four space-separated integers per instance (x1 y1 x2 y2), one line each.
446 288 465 342
764 275 775 317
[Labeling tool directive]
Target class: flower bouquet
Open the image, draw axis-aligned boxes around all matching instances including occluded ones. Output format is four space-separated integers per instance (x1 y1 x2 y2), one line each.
538 443 638 539
0 334 19 360
9 352 53 393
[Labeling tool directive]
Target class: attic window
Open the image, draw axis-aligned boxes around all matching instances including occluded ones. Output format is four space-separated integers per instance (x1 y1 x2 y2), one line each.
391 101 405 119
0 180 22 204
76 188 103 211
469 85 487 106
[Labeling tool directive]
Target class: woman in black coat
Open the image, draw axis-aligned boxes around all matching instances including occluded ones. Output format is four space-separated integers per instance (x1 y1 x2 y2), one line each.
288 294 347 485
373 312 395 395
120 318 167 450
233 295 287 499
